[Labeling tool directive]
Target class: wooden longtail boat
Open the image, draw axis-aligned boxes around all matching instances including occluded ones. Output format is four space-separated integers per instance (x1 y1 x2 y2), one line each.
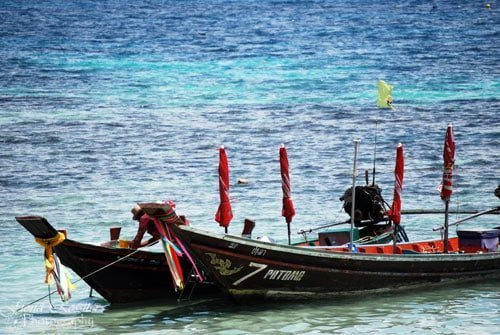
16 215 218 304
170 219 500 304
14 204 402 304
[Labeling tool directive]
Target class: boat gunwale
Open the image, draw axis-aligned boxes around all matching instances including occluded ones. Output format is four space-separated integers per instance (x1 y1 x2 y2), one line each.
178 225 500 262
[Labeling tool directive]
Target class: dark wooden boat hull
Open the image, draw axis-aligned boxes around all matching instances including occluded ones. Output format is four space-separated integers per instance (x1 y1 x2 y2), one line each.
172 225 500 303
16 216 218 303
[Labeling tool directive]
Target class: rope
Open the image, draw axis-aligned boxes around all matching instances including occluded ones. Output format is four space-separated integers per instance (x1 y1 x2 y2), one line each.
16 239 158 312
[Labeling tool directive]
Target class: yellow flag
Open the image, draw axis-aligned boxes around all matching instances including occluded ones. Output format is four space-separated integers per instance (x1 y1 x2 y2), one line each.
377 80 393 109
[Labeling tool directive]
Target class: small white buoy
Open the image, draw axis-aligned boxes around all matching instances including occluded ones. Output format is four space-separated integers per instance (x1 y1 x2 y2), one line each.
238 178 249 185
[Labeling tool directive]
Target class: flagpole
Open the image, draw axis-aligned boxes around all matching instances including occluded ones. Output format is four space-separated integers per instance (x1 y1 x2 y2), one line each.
443 200 449 253
440 124 455 254
287 222 291 245
392 224 399 253
390 150 396 252
350 140 360 252
280 144 295 245
374 80 393 185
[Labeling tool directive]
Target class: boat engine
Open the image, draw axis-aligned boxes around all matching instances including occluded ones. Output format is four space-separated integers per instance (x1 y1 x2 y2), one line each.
340 185 386 226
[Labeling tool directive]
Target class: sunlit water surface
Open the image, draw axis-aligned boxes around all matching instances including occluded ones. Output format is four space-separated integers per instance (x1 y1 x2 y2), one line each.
1 0 498 333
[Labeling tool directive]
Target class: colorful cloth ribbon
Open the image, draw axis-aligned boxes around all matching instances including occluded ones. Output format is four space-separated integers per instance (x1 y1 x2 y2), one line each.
35 232 66 284
35 232 75 302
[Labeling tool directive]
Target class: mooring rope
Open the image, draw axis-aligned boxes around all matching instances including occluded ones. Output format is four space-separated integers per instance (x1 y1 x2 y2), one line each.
16 240 159 312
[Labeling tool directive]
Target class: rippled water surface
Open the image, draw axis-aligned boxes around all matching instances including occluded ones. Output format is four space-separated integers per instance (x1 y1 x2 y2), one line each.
1 0 499 334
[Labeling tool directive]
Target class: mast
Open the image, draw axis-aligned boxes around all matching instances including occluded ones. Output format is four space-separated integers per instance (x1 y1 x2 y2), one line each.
350 140 361 252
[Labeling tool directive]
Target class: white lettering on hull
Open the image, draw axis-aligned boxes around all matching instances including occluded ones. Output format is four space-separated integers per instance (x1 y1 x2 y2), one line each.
251 247 266 257
231 263 307 286
263 269 305 281
233 262 268 286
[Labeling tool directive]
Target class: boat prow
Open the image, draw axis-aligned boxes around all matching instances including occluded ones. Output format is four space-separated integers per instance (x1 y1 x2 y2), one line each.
16 215 218 304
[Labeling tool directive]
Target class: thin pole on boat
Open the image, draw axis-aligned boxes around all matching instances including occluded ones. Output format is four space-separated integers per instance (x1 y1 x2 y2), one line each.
350 140 361 252
392 224 398 253
297 219 350 235
403 209 500 215
440 124 455 254
432 206 500 231
444 200 450 253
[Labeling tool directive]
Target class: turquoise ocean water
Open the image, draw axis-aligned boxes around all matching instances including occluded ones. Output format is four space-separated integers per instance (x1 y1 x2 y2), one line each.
1 1 499 334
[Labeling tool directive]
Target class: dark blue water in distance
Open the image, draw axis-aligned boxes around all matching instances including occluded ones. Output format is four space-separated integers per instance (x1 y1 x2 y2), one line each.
0 0 499 333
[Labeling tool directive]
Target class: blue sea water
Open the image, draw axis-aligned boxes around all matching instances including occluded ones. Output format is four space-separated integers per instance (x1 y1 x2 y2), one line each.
0 0 499 333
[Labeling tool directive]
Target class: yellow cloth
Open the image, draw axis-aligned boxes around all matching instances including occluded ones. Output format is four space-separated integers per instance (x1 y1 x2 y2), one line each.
377 80 394 108
35 232 66 284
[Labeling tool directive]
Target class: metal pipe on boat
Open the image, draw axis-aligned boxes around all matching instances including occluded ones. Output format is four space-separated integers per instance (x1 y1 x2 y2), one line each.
444 200 449 253
403 209 500 215
433 206 500 231
350 140 360 252
296 219 350 235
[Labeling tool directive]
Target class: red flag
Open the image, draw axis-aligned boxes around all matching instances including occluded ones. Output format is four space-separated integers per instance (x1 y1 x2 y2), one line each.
280 144 295 224
215 146 233 228
440 125 455 201
387 143 404 225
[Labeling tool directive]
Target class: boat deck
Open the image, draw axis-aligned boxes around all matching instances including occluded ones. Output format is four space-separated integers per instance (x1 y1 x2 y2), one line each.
309 237 463 254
